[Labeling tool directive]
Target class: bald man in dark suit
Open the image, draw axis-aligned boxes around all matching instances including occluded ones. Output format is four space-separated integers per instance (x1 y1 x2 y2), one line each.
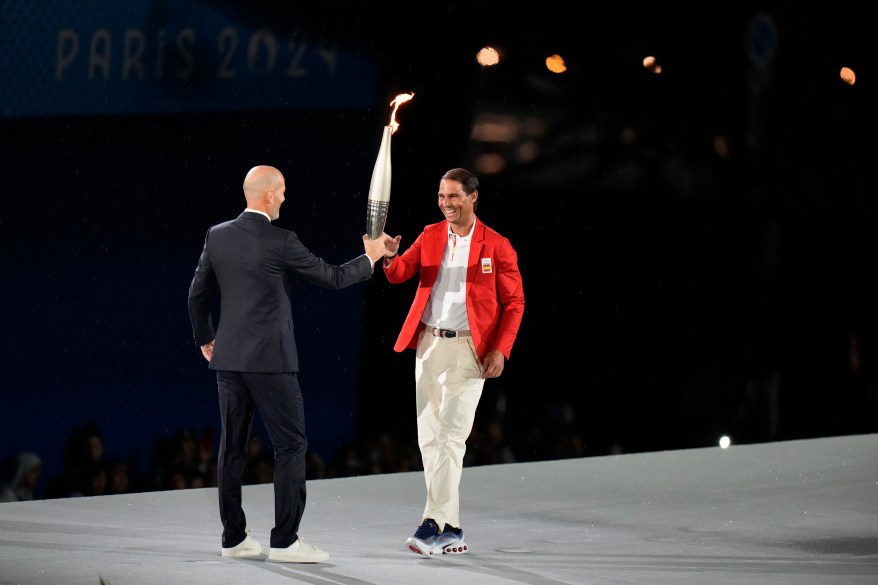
188 165 388 563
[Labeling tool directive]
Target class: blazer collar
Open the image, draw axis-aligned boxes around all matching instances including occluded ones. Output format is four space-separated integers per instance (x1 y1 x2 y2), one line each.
239 210 271 223
443 217 483 243
437 216 481 239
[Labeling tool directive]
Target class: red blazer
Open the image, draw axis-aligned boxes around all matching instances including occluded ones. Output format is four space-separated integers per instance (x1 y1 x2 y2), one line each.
384 218 524 361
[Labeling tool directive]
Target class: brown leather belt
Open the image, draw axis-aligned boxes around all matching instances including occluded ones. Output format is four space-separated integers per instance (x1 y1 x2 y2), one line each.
425 325 471 339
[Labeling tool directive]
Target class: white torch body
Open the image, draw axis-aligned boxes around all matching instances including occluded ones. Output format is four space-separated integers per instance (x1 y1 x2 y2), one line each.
367 125 393 240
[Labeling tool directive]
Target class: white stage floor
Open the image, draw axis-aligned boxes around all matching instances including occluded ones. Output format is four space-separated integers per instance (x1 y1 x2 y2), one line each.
1 434 876 585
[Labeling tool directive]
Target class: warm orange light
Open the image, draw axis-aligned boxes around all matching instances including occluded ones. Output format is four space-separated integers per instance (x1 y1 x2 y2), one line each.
471 114 520 143
474 153 506 175
545 54 566 74
840 67 856 86
388 93 414 133
643 55 662 74
477 46 501 67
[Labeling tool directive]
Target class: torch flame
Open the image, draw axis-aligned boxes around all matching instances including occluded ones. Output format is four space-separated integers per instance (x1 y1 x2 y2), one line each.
366 92 413 239
388 92 414 133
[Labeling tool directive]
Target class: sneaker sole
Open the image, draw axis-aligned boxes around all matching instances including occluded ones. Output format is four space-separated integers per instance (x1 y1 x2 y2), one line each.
221 550 261 558
405 540 468 557
441 542 468 554
406 539 436 558
268 553 329 563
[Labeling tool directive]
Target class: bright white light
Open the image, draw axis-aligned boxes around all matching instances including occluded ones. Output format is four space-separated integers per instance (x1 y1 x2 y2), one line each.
719 436 731 449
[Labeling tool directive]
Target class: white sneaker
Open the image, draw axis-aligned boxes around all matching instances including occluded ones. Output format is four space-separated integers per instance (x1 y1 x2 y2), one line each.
268 538 330 563
405 519 441 558
221 534 262 558
434 527 468 554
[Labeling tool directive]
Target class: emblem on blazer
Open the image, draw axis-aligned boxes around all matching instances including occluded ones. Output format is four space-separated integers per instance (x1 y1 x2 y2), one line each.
481 258 493 273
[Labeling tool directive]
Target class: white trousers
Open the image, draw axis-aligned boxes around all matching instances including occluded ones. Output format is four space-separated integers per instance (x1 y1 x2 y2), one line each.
415 329 485 530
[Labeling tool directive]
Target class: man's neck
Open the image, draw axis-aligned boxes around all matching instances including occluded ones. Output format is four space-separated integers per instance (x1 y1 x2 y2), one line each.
450 219 475 237
244 208 272 221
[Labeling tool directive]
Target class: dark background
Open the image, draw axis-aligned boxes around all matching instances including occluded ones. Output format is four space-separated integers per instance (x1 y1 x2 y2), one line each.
2 2 876 497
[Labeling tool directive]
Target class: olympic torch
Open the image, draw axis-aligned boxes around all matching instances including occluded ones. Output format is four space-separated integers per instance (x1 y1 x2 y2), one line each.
367 92 414 240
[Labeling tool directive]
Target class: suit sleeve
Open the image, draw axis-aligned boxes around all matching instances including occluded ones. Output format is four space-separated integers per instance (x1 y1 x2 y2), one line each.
283 231 373 288
187 229 218 346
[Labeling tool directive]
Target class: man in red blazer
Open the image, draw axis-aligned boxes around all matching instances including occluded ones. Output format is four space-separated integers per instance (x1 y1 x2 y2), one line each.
382 167 525 558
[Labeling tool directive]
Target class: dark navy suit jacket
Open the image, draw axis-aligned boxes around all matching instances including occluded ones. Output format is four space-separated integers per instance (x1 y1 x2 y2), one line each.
187 211 373 373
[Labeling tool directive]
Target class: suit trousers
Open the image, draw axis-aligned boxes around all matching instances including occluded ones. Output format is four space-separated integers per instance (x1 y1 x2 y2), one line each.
216 370 307 549
414 329 485 530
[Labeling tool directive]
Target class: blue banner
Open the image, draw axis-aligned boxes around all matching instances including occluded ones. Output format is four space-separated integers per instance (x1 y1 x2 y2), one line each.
0 0 379 116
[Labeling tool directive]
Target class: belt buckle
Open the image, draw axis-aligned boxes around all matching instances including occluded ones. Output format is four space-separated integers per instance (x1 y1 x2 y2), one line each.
439 328 455 338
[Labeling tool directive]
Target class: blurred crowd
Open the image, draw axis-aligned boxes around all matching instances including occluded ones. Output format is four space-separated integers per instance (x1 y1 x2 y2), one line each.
1 398 586 502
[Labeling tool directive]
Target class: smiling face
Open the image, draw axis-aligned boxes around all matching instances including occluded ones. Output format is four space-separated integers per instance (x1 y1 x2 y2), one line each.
438 177 477 234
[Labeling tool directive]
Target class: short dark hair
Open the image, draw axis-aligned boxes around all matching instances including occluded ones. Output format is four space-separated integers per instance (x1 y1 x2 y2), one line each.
441 168 479 210
442 168 479 195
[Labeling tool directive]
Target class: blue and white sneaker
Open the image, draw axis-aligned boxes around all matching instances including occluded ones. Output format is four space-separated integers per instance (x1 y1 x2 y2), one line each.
406 519 441 558
435 525 467 554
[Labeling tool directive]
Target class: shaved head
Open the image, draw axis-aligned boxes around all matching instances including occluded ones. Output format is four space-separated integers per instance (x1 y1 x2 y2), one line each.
243 165 286 220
